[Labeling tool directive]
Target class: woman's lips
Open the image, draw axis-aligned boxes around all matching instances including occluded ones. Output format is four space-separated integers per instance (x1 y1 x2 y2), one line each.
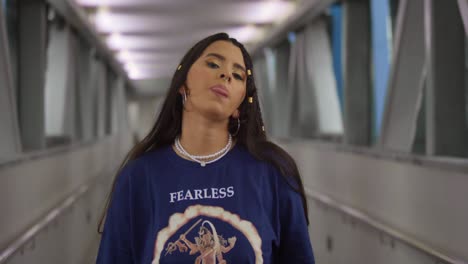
210 85 229 98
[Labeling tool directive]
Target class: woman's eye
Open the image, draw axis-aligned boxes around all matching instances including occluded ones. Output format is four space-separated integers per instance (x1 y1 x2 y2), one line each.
233 73 244 81
206 61 219 69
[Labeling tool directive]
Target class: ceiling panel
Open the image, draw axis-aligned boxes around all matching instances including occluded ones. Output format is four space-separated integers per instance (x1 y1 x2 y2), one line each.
101 25 264 37
73 0 299 85
128 67 177 80
77 0 288 8
92 4 294 34
116 51 185 63
107 35 196 51
106 26 265 51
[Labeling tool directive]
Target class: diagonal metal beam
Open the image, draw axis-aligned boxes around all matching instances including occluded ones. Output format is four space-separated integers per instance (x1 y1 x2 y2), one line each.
379 0 426 152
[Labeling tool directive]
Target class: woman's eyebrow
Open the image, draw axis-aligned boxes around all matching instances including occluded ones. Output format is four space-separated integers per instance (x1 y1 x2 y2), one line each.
205 53 246 73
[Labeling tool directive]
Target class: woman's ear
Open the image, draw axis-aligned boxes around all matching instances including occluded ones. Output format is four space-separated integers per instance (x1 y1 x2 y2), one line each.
178 86 185 95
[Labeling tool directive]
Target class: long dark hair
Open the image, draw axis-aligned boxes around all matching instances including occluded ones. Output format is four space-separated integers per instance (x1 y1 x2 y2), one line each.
98 33 309 233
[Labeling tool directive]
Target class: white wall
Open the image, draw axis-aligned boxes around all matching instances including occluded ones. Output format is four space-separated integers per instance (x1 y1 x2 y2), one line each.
128 97 165 141
280 140 468 263
0 132 132 263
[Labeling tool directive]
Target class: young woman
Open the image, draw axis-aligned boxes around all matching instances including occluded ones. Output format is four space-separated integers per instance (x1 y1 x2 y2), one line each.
97 33 315 264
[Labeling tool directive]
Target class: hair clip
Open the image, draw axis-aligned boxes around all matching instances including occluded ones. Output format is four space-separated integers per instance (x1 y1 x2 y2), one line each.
247 69 252 76
262 126 265 132
248 97 253 103
177 65 182 70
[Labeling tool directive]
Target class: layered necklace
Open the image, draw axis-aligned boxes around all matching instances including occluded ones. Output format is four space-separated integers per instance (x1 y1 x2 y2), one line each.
174 135 232 167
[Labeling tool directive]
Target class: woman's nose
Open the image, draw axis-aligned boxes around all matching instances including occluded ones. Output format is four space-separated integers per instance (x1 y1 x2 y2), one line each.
220 73 231 82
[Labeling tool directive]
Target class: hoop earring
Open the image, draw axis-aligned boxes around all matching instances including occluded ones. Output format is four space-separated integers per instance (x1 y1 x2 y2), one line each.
232 117 240 136
182 92 187 106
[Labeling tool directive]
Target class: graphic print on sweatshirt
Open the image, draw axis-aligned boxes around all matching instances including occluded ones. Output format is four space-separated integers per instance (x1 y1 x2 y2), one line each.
152 205 263 264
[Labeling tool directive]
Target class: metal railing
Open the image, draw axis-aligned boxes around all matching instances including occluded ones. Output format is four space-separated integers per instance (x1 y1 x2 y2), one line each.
305 187 467 264
0 181 93 263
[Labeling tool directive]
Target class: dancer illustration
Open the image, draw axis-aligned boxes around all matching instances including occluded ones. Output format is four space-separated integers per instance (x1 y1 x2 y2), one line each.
165 219 237 264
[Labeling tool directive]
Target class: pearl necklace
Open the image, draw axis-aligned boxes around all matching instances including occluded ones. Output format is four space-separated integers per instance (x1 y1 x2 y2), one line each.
174 135 232 167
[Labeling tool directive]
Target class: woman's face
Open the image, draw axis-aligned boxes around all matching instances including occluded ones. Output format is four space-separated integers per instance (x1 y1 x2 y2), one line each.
182 40 247 121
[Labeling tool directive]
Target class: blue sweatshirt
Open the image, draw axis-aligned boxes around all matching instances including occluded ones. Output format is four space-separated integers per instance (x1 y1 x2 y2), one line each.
97 144 315 264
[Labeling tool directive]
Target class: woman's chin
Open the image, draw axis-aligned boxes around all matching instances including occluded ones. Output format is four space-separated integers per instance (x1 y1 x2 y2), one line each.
189 101 233 121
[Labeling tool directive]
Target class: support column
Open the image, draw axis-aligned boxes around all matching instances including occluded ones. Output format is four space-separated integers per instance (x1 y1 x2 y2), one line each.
79 47 97 142
272 40 291 138
18 0 47 150
425 0 466 156
0 2 21 158
95 60 108 138
342 0 371 146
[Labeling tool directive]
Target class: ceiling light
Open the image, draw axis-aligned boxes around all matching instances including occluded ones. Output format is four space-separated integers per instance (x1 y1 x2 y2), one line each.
123 62 174 79
93 6 113 31
228 25 264 44
107 32 124 50
124 62 136 72
125 62 140 78
117 50 130 63
75 0 136 7
116 51 184 64
254 1 296 24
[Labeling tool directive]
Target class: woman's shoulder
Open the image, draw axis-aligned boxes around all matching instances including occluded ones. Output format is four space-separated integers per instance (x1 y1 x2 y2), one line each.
232 144 262 164
235 144 289 175
127 145 171 167
112 148 166 192
233 144 283 175
248 142 302 192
